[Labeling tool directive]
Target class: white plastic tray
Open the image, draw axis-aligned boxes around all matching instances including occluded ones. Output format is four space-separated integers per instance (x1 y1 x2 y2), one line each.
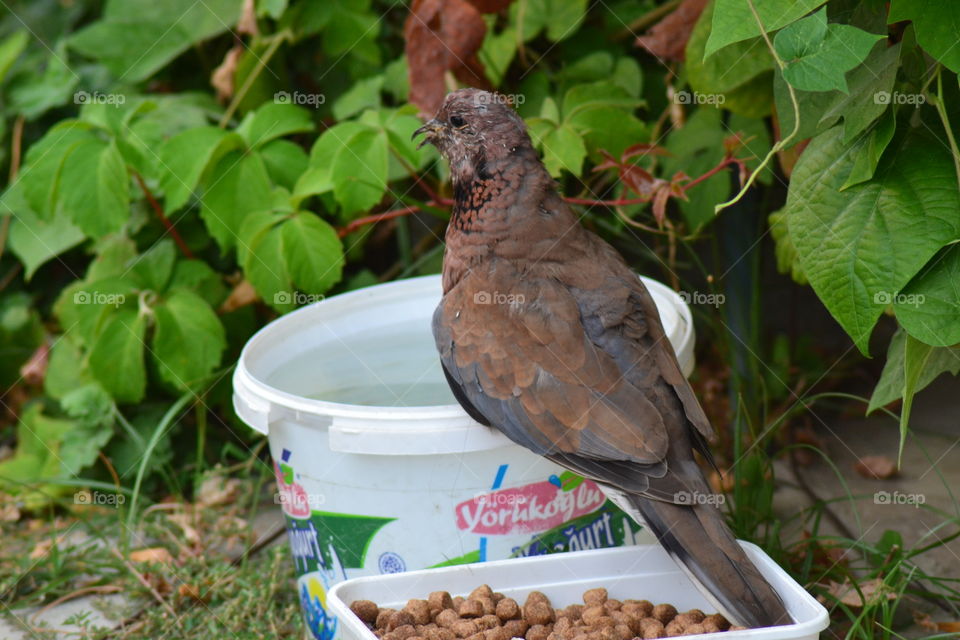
328 544 829 640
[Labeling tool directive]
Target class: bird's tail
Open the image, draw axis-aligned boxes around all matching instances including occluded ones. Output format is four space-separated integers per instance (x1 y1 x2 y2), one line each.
628 493 791 628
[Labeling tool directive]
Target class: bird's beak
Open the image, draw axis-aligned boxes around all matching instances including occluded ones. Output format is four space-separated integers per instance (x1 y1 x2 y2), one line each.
412 119 442 150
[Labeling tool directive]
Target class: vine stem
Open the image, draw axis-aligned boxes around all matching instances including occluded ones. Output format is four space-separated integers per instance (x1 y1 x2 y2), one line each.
0 115 25 264
932 65 960 188
134 172 194 258
714 0 800 215
218 30 290 128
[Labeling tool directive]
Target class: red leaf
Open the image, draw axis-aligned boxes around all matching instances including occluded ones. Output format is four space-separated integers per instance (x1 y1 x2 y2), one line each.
620 165 661 199
592 149 622 172
621 143 670 162
651 186 672 227
405 0 492 115
466 0 514 11
635 0 709 62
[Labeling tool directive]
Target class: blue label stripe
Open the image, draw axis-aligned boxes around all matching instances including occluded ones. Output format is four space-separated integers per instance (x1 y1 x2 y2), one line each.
479 464 509 562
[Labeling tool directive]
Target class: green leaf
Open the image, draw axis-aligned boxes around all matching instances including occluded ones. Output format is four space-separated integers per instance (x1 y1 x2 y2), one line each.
68 0 242 81
894 244 960 346
900 333 931 463
260 139 309 190
705 0 827 58
59 138 131 238
158 126 245 213
769 208 808 285
840 109 896 190
0 31 28 84
562 82 641 120
331 127 389 216
16 120 96 218
545 0 587 41
169 259 228 308
199 150 273 251
87 236 138 282
479 23 517 86
239 210 291 311
819 42 901 142
131 239 176 292
531 122 586 177
237 102 314 149
332 76 383 121
889 0 960 73
774 8 884 93
59 384 115 476
89 310 147 403
281 212 344 293
785 127 960 354
685 0 775 117
869 329 960 412
612 57 643 97
3 185 85 280
0 404 75 508
7 43 79 120
45 336 93 400
152 290 226 390
662 107 730 230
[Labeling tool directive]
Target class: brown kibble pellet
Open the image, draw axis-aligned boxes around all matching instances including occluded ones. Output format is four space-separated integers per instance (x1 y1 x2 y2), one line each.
406 600 432 625
493 592 506 603
622 601 653 619
525 624 550 640
580 605 606 625
562 605 584 620
389 612 416 631
467 633 485 640
639 618 666 639
391 625 419 640
351 600 379 624
430 592 455 612
614 624 632 640
671 614 700 628
470 585 495 600
524 602 555 626
496 598 521 621
409 636 425 640
451 620 481 638
478 597 497 615
702 614 729 631
503 619 529 638
477 615 501 631
729 625 747 631
454 597 466 609
485 627 510 640
437 609 460 628
525 591 551 607
554 617 572 635
683 610 704 624
460 599 485 618
652 604 677 625
664 618 685 637
602 599 622 613
377 609 398 629
683 623 705 636
598 626 619 640
582 588 607 605
426 628 457 640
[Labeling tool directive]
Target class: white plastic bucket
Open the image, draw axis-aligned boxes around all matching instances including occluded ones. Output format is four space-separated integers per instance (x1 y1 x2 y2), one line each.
327 545 829 640
233 274 696 640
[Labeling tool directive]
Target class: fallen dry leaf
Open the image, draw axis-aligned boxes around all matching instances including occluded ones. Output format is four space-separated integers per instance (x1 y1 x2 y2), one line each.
166 512 201 545
178 583 209 602
404 0 492 114
825 578 895 608
130 547 175 565
211 46 243 103
237 0 258 36
198 475 242 507
636 0 708 62
854 455 898 480
219 279 259 312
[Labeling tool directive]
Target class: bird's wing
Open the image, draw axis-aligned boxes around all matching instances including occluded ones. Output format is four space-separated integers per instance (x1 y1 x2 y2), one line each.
433 264 703 500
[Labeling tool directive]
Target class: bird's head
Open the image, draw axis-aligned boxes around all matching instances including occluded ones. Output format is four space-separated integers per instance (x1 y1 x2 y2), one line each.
413 88 532 184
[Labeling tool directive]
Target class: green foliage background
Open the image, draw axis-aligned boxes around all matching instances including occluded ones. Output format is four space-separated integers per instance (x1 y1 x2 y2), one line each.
0 0 956 508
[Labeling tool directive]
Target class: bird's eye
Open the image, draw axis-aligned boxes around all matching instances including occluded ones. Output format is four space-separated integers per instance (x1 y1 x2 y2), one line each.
449 115 466 128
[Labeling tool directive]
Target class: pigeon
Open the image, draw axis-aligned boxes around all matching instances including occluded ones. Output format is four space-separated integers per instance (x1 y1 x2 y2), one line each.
415 88 790 629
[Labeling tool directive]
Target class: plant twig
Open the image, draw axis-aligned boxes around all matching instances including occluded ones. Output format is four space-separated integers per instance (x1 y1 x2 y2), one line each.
931 65 960 188
219 30 290 128
615 0 684 40
134 172 194 258
714 0 800 215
